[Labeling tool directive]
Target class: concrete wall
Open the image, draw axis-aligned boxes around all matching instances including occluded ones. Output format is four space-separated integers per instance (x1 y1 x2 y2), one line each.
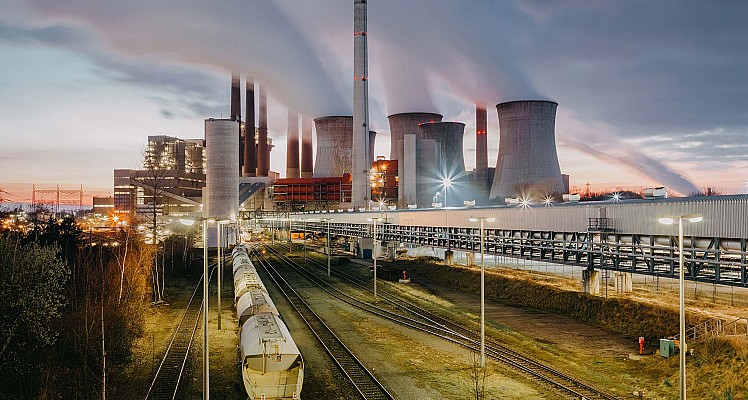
205 118 239 220
402 133 417 206
416 138 441 207
313 116 353 177
490 100 565 201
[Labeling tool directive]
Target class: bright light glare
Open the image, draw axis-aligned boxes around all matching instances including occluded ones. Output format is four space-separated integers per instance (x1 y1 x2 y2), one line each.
658 217 675 225
179 218 195 226
486 218 496 222
469 217 478 222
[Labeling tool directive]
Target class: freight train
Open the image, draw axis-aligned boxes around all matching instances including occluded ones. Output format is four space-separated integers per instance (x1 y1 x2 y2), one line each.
231 244 304 399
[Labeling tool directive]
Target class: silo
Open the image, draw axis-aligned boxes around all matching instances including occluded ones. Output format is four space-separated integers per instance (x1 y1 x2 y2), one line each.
205 118 239 220
489 100 565 201
388 112 443 207
313 116 353 177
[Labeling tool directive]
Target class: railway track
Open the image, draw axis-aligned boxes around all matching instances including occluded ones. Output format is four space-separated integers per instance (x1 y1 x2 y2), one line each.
144 264 217 400
268 244 619 400
254 252 395 400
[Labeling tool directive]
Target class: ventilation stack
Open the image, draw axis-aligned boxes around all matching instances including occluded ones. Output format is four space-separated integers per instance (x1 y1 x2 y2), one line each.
286 110 300 178
313 116 353 178
475 102 488 171
388 112 443 207
256 85 269 177
489 100 565 201
352 0 370 208
204 118 239 220
300 115 314 178
243 76 256 177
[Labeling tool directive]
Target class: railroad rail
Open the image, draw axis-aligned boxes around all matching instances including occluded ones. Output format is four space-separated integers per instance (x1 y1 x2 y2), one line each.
268 244 619 400
255 252 395 400
144 264 216 400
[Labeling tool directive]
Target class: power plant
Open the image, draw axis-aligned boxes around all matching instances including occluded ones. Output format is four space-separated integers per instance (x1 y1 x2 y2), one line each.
204 118 239 220
195 3 572 217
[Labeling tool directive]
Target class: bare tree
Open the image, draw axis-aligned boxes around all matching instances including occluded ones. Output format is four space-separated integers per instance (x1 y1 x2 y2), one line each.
135 146 171 304
467 349 489 400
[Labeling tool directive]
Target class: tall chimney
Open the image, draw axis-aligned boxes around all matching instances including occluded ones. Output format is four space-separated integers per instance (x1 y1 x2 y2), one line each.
300 115 314 178
231 72 242 174
256 85 269 177
476 102 488 171
243 76 256 177
352 0 370 208
286 110 300 178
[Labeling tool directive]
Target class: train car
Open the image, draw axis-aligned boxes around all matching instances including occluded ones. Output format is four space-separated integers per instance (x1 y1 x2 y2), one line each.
233 253 252 274
235 272 265 303
233 262 259 286
240 313 304 400
236 288 279 327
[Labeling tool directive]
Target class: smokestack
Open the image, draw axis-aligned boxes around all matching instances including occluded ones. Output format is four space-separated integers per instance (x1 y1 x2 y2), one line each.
243 76 256 177
256 85 269 177
300 115 314 178
230 72 241 122
475 102 488 171
286 110 300 178
388 112 443 207
313 116 353 178
489 100 565 201
352 0 370 208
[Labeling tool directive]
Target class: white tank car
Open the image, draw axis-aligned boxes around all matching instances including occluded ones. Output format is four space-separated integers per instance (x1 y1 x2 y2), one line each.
233 262 258 285
240 313 304 400
232 254 252 274
236 288 279 327
235 270 265 303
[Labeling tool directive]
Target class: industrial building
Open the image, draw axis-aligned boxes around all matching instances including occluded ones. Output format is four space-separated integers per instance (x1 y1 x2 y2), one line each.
114 135 206 217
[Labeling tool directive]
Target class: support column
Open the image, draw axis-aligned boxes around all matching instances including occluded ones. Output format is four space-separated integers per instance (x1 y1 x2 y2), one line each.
582 269 601 295
444 250 454 266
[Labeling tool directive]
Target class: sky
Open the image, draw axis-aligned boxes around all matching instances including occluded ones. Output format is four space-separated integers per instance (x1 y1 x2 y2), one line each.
1 0 747 205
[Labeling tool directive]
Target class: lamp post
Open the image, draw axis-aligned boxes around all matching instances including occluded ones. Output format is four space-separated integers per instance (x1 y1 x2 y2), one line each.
179 217 213 399
367 217 382 300
658 213 703 400
303 218 307 261
443 178 452 208
217 221 222 331
469 216 495 368
321 218 334 277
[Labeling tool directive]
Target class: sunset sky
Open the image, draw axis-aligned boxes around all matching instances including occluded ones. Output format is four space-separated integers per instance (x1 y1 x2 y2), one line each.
1 0 747 205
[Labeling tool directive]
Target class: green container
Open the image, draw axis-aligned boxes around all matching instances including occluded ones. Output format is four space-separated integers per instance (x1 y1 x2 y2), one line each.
660 339 675 358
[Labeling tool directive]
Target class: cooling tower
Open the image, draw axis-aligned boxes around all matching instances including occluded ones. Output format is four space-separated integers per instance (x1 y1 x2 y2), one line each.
286 110 300 178
314 116 353 178
418 122 466 178
475 102 488 171
243 76 256 177
300 115 313 178
205 119 239 220
388 112 443 207
256 85 269 177
352 0 370 207
489 100 565 201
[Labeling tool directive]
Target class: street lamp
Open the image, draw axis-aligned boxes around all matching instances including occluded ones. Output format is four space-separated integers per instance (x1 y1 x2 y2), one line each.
321 218 334 277
443 178 452 208
469 216 496 368
658 213 703 400
179 217 215 399
367 217 383 300
302 218 307 261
